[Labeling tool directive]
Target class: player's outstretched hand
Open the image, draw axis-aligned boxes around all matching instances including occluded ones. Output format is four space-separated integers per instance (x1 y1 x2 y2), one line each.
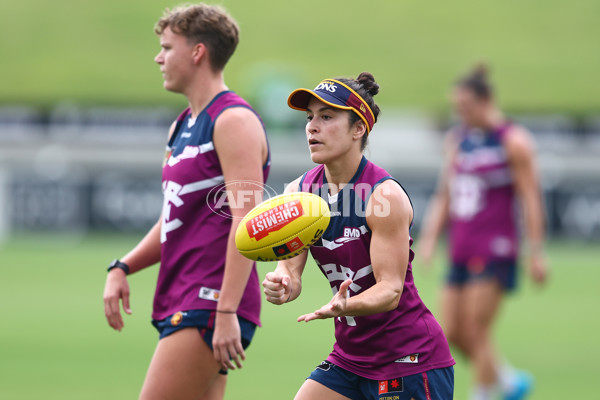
103 269 132 331
298 279 352 323
262 272 292 305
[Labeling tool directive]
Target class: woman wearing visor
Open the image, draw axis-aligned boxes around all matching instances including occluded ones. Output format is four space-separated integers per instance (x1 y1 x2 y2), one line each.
263 72 455 400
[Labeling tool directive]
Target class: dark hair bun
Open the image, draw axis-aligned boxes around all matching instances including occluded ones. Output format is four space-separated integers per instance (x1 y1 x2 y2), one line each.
356 72 379 97
470 62 489 82
455 62 493 100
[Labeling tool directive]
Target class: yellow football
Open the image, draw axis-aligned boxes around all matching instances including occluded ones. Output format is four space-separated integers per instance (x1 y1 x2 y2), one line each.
235 192 330 261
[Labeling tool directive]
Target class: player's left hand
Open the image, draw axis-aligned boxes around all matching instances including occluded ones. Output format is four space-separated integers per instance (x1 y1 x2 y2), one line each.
297 279 352 322
213 312 245 371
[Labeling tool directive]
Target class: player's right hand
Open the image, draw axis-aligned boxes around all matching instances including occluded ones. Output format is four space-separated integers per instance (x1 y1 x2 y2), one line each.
262 272 291 305
103 269 132 331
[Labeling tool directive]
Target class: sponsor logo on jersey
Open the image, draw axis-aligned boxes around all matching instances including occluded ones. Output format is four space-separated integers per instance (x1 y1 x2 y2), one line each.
198 287 220 301
246 199 303 241
378 377 403 394
395 353 419 364
321 225 368 250
343 227 362 238
491 235 513 257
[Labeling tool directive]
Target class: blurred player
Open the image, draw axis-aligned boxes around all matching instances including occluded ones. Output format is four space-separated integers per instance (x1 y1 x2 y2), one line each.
263 72 455 400
418 63 548 400
102 4 270 399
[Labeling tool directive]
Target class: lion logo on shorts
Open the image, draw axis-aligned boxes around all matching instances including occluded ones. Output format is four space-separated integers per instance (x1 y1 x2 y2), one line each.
171 311 184 326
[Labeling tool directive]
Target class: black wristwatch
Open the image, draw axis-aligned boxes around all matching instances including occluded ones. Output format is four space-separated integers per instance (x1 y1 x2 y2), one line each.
107 259 130 275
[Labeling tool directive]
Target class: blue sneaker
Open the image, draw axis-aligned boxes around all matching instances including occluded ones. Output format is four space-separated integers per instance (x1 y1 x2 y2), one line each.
503 370 534 400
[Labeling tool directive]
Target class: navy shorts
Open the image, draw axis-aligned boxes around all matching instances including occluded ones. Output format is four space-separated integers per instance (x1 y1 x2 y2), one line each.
307 361 454 400
447 259 517 291
151 310 257 374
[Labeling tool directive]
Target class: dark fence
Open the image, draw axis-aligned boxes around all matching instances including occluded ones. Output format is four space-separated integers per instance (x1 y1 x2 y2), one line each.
1 105 599 240
4 172 600 240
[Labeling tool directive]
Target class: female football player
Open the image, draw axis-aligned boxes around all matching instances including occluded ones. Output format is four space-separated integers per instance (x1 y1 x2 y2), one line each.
418 64 548 400
263 72 455 399
102 4 270 399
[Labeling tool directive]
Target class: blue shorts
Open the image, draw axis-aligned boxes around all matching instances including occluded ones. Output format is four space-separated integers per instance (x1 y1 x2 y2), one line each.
151 310 257 374
307 361 454 400
447 259 517 291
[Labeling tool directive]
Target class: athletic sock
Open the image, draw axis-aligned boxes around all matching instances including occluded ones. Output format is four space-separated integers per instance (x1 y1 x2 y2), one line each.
498 359 518 393
470 384 500 400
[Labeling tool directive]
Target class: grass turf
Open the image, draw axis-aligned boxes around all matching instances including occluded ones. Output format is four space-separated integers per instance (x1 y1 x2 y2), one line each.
1 0 598 112
0 233 598 398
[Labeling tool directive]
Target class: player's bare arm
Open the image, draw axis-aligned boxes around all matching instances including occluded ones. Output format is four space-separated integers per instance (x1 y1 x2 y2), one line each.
103 120 177 331
298 180 412 322
505 126 548 284
211 106 268 370
417 130 458 267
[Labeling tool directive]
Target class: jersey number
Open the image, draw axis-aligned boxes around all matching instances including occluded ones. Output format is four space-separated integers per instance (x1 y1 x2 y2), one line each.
450 174 485 220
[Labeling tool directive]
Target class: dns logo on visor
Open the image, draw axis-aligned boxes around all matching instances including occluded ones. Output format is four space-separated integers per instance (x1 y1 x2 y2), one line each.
315 81 337 93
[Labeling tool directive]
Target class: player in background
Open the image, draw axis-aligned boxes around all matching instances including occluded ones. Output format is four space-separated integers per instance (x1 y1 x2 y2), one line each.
263 72 455 400
102 4 270 399
418 64 548 400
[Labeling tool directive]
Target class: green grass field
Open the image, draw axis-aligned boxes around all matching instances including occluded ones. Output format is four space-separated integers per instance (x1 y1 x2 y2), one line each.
0 233 598 399
1 0 599 112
